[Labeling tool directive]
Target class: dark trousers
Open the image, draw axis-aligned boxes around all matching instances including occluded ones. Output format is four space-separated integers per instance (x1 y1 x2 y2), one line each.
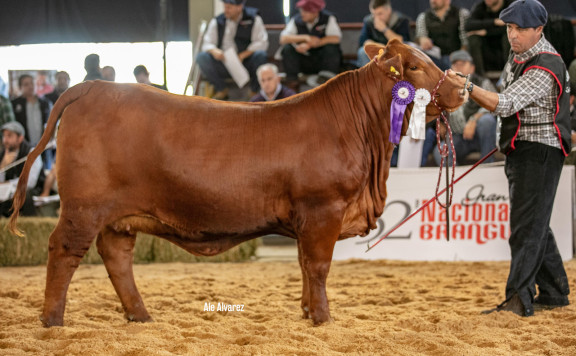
504 141 570 308
196 50 267 92
281 44 341 81
1 190 37 217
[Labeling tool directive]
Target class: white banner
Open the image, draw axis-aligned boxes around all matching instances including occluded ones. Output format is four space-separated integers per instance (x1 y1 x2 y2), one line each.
333 165 574 261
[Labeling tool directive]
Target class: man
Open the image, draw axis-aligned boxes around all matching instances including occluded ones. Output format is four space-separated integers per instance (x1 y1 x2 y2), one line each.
11 74 51 147
465 0 570 317
465 0 513 75
45 71 70 104
102 66 116 82
0 121 44 217
133 65 167 90
415 0 469 70
0 94 15 127
83 53 102 81
357 0 411 67
197 0 268 100
280 0 342 92
435 50 497 165
249 64 296 102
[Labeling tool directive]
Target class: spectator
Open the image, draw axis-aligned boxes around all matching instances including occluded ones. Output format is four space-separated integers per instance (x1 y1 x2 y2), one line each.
415 0 469 70
35 71 54 98
434 50 497 165
11 74 51 147
249 64 296 102
0 94 15 127
102 66 116 82
83 53 102 81
465 0 512 75
197 0 268 100
280 0 342 92
0 121 44 217
45 71 70 104
0 76 8 98
357 0 411 67
133 65 167 90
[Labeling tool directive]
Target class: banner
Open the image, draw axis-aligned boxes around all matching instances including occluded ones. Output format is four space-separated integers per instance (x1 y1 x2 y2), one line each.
333 165 574 261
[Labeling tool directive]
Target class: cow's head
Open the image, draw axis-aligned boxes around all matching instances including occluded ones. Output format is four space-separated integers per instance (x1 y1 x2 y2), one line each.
365 40 467 122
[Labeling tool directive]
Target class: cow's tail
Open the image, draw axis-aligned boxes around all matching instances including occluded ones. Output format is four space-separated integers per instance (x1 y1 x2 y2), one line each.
8 81 95 237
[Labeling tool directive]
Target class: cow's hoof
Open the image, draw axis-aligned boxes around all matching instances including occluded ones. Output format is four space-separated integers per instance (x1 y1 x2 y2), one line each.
312 317 334 326
301 306 310 319
125 313 153 323
39 314 63 328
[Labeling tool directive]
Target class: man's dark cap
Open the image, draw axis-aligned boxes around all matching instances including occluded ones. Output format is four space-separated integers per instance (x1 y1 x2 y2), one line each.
222 0 245 5
499 0 548 28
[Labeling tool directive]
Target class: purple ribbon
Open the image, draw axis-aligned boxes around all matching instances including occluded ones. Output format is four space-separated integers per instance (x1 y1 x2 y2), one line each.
390 81 415 144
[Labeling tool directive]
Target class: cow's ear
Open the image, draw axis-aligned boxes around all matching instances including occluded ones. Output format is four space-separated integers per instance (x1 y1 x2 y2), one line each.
364 43 386 62
382 54 404 80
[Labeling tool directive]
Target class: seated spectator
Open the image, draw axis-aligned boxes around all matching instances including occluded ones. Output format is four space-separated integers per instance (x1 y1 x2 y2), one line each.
250 64 296 102
280 0 342 92
45 71 70 104
102 66 116 82
415 0 469 70
465 0 512 75
0 121 44 217
133 65 167 90
197 0 268 100
83 53 102 81
357 0 411 67
434 50 497 166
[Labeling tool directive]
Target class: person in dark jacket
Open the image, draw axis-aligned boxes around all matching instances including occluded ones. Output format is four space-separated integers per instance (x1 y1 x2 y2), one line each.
249 64 296 102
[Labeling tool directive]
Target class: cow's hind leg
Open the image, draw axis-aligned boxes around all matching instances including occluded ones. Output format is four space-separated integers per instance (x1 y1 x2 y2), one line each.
296 210 342 326
96 227 152 322
41 219 100 327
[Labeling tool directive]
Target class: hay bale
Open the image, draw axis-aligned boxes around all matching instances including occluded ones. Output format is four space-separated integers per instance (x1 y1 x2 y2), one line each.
0 218 258 266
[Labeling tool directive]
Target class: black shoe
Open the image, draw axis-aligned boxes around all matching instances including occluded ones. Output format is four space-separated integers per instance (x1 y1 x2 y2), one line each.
533 296 569 311
481 294 534 317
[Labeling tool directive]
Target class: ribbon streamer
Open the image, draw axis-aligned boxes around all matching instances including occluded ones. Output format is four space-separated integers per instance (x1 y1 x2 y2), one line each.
390 81 415 144
406 88 431 140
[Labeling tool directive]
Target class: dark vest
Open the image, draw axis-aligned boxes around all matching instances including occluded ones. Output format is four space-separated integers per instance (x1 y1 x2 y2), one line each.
295 10 333 38
499 52 571 156
0 139 45 192
217 7 259 53
425 6 462 55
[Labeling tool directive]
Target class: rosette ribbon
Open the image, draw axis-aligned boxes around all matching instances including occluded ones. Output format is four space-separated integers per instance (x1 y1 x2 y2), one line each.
406 88 431 140
390 81 415 144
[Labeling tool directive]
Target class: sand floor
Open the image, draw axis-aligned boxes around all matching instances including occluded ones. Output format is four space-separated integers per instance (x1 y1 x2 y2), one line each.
1 259 575 355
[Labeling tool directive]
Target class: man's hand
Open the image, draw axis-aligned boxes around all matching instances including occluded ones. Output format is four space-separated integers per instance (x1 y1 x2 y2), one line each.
307 36 322 48
238 51 252 62
295 43 311 54
209 48 225 61
467 29 487 37
419 37 434 51
494 18 505 26
373 16 388 33
571 131 576 145
463 120 477 140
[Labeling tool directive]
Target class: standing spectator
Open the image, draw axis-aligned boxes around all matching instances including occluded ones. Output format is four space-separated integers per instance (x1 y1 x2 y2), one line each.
357 0 411 67
102 66 116 82
83 53 102 81
467 0 570 316
197 0 268 100
35 71 54 98
0 121 44 217
0 94 15 127
465 0 512 75
249 64 296 102
45 71 70 104
11 74 51 147
280 0 342 92
133 65 167 90
415 0 469 70
434 50 497 165
0 76 8 98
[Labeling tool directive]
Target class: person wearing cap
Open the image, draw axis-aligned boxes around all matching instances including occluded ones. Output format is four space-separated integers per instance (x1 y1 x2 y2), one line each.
415 0 470 70
0 121 44 217
465 0 513 75
249 63 296 102
434 50 497 166
357 0 411 68
197 0 269 100
279 0 342 92
462 0 571 317
133 65 167 91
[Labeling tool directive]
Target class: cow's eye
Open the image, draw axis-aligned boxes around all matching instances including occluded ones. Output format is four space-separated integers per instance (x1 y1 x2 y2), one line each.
409 66 418 71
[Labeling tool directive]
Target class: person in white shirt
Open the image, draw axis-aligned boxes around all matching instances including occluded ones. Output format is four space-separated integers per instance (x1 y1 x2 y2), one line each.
279 0 342 92
197 0 269 100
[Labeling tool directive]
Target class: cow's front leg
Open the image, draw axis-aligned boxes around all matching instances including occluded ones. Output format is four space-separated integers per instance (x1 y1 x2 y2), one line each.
96 227 152 323
297 212 342 326
297 240 310 319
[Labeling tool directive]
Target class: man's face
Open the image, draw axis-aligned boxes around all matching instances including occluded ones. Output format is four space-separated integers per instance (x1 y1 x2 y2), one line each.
224 3 243 20
451 60 475 76
258 69 281 97
372 5 392 23
484 0 502 9
430 0 449 11
2 130 23 152
55 73 70 90
507 23 542 54
300 9 319 23
102 68 115 82
135 73 148 84
19 77 35 97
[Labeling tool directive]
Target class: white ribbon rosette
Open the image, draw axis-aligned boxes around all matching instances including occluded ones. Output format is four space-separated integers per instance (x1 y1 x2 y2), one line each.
406 88 431 140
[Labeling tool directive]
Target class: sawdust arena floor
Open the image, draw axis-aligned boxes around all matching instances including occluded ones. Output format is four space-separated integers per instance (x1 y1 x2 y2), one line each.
1 259 575 355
